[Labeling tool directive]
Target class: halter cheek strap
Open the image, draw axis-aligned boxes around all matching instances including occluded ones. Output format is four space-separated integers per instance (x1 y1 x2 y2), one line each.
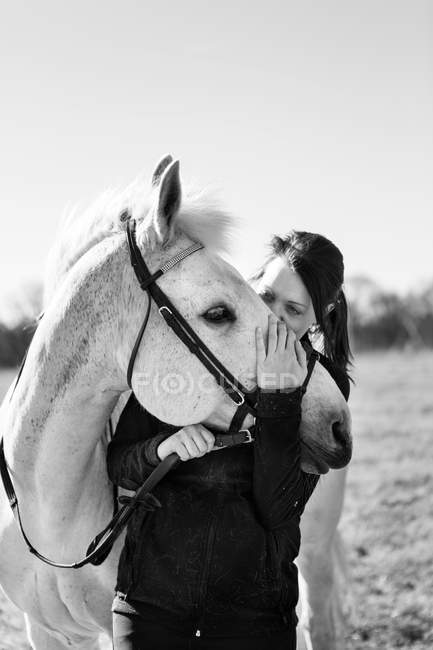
125 229 204 390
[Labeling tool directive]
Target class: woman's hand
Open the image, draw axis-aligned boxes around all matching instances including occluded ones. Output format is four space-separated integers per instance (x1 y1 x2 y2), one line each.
157 425 215 462
256 314 307 390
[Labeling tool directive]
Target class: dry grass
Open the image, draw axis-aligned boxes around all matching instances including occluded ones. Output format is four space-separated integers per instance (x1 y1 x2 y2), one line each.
344 350 433 649
0 352 432 648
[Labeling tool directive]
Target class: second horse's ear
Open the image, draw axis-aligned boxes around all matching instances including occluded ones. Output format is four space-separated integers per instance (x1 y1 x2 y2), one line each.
153 160 182 241
151 154 174 187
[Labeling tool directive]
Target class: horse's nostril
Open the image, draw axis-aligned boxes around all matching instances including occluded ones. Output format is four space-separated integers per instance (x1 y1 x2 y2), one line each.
332 421 347 448
329 420 352 468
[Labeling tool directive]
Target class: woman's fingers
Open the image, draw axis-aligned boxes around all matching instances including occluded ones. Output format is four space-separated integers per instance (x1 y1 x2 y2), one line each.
282 324 306 366
175 443 191 462
197 425 215 451
285 327 296 351
159 425 215 461
184 431 206 456
277 320 288 351
255 326 266 359
278 312 293 334
181 425 214 457
256 313 310 389
278 314 298 356
180 436 199 458
192 435 208 455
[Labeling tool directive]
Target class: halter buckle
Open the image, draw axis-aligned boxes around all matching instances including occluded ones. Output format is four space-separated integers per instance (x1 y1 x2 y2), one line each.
239 429 254 443
229 387 245 406
158 305 173 318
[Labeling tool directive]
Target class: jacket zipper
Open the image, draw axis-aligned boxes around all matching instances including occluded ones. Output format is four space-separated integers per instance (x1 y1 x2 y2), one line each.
195 512 218 633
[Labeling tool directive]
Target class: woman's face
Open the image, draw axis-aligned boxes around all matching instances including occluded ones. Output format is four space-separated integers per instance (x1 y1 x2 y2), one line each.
255 257 317 339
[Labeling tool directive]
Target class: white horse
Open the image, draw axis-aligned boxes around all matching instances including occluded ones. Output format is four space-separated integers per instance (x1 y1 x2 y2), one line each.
0 156 352 649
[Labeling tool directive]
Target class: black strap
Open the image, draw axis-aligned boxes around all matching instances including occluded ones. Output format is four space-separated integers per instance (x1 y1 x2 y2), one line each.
214 429 254 447
227 400 255 434
126 295 152 389
300 349 320 394
0 438 17 510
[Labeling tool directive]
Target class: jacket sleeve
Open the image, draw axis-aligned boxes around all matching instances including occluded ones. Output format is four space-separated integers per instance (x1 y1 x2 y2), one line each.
252 359 352 531
106 393 179 490
252 388 309 530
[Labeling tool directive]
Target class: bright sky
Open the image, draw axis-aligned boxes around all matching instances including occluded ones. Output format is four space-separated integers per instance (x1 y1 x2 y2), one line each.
1 0 432 301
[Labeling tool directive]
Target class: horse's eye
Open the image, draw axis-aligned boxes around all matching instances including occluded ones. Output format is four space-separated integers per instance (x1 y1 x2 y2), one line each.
202 305 235 323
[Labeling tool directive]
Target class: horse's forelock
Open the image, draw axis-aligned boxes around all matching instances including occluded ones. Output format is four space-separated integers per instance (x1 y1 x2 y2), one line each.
174 189 237 255
48 179 237 289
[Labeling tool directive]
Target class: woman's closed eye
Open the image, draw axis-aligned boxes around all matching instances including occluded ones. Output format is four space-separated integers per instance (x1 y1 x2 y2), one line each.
201 305 236 324
285 304 301 316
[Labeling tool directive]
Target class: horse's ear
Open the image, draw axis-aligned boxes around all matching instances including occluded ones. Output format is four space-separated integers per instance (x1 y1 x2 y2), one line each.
153 160 182 240
151 154 174 187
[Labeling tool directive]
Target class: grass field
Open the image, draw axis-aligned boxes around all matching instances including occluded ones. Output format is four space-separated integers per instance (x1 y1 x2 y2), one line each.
342 350 433 649
0 352 432 649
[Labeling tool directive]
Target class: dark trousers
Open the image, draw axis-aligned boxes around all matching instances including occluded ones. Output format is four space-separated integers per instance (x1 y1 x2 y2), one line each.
112 612 296 650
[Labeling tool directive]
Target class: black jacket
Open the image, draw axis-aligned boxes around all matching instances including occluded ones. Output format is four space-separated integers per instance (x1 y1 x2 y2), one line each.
106 355 349 637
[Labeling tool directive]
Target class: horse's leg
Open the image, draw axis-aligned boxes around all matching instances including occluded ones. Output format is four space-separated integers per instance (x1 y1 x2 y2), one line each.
296 617 310 650
24 614 104 650
297 530 353 650
296 467 352 650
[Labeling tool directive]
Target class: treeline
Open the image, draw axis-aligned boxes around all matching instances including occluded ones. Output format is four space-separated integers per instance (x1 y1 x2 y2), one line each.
0 282 42 368
0 277 432 367
347 276 433 351
0 320 38 368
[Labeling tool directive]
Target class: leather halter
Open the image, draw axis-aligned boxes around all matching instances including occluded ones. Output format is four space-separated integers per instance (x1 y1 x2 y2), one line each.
125 217 257 433
0 215 319 568
124 216 318 437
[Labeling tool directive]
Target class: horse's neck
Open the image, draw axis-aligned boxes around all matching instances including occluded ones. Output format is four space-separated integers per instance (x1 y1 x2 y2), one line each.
3 235 135 539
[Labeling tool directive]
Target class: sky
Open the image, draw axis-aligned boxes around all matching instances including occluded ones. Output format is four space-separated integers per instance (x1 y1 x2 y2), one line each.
1 0 432 307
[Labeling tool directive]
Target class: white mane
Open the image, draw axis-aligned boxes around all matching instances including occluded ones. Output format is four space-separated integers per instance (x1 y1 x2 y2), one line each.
44 173 237 302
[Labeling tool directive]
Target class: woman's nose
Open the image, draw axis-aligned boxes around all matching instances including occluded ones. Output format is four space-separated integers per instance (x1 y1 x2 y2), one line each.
269 303 284 320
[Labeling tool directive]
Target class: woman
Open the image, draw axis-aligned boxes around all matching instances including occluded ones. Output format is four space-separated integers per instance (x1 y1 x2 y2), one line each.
107 230 352 649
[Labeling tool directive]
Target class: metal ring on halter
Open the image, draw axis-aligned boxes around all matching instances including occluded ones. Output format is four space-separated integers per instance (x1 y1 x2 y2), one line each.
226 387 245 406
238 429 254 443
158 305 172 317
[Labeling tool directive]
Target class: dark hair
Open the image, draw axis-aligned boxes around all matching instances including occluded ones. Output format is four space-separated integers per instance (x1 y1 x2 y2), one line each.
251 231 353 377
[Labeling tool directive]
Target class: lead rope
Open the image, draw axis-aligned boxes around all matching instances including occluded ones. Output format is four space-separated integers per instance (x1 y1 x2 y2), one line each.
0 434 179 569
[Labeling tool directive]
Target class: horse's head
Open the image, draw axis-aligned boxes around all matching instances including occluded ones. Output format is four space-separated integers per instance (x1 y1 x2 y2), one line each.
118 155 351 471
119 155 266 425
